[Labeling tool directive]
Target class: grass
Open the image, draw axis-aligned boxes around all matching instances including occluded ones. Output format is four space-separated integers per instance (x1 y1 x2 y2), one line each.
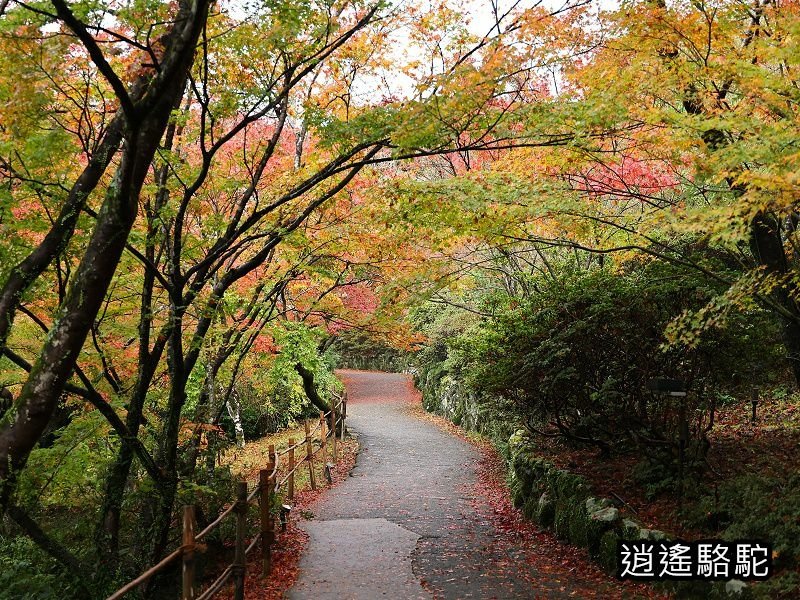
210 419 360 600
220 417 358 512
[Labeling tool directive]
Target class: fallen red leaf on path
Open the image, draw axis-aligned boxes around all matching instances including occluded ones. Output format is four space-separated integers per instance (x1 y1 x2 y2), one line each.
405 385 665 599
212 439 359 600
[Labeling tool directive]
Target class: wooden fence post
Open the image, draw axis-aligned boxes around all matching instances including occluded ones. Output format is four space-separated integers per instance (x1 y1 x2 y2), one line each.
288 438 295 500
340 395 347 441
331 411 338 462
319 411 327 466
182 505 196 600
260 465 273 578
304 420 316 490
233 481 248 600
328 408 336 442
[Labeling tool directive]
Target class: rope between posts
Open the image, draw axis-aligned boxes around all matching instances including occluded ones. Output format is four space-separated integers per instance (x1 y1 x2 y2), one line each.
245 534 260 556
246 483 258 503
106 386 348 600
277 438 304 456
196 503 236 542
195 566 233 600
308 419 323 436
275 414 343 487
277 469 293 488
105 547 183 600
246 453 279 502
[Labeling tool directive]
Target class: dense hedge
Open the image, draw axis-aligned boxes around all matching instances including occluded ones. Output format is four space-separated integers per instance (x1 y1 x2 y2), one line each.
414 260 784 458
411 256 793 598
330 331 410 372
462 266 781 455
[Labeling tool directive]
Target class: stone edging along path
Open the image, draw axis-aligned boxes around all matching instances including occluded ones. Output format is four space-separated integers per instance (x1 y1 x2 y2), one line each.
506 431 748 599
417 371 753 598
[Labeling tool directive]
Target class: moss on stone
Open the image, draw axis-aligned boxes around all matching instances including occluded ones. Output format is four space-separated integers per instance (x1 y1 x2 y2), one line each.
621 518 641 539
568 499 590 547
546 468 563 498
523 495 539 521
511 450 537 491
499 438 711 595
528 458 549 497
508 470 525 509
554 500 572 540
598 530 620 573
638 528 668 541
553 471 590 502
583 501 620 556
536 492 555 527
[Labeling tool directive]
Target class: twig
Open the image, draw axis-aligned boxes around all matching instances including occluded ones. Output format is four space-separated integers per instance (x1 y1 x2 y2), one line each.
611 491 638 515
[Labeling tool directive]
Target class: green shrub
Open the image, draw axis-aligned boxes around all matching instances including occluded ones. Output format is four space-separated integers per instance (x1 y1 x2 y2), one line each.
330 330 409 372
717 473 800 568
453 261 781 454
750 572 800 599
0 536 90 600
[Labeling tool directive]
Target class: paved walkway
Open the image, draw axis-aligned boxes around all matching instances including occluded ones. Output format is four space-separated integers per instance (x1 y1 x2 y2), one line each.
286 370 588 599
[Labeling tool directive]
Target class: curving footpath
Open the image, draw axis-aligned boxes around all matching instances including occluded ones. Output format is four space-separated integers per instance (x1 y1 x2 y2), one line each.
286 370 611 599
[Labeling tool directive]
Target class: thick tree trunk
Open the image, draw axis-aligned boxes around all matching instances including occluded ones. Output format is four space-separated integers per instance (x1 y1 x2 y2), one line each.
749 213 800 385
295 362 332 414
0 152 143 507
0 118 123 354
96 103 183 563
0 0 211 510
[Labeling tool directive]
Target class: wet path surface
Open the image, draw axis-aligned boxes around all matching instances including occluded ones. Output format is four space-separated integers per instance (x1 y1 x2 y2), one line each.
286 370 585 599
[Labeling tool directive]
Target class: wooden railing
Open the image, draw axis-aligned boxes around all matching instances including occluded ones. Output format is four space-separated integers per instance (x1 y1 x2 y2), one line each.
107 391 348 600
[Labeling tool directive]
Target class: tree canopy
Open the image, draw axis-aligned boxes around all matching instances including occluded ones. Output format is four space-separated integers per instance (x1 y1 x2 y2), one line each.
1 0 799 596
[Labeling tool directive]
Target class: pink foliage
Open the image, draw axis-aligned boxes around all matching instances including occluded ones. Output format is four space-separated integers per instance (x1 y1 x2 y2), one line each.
252 333 277 354
339 283 379 313
572 155 680 198
327 283 379 334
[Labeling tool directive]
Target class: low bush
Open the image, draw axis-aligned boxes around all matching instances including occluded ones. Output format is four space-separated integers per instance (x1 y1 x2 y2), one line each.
718 473 800 568
330 330 409 372
452 261 782 455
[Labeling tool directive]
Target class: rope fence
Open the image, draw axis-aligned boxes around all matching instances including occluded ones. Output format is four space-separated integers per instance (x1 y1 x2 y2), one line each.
106 390 348 600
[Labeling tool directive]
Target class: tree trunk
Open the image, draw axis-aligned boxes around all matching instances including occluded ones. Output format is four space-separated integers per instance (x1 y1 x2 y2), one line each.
0 151 142 508
0 119 123 354
0 0 211 510
96 100 184 563
226 389 246 449
295 362 332 414
749 212 800 385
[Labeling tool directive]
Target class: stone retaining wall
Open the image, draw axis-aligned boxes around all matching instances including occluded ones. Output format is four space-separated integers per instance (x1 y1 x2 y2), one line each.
419 371 748 598
508 431 663 571
418 372 485 432
507 431 746 599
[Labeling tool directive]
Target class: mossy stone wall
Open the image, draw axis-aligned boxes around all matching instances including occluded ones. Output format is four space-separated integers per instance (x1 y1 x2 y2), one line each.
506 431 747 599
420 377 751 598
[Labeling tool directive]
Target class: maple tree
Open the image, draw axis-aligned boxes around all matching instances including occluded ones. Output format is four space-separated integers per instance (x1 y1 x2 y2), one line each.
0 0 590 595
2 0 799 596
